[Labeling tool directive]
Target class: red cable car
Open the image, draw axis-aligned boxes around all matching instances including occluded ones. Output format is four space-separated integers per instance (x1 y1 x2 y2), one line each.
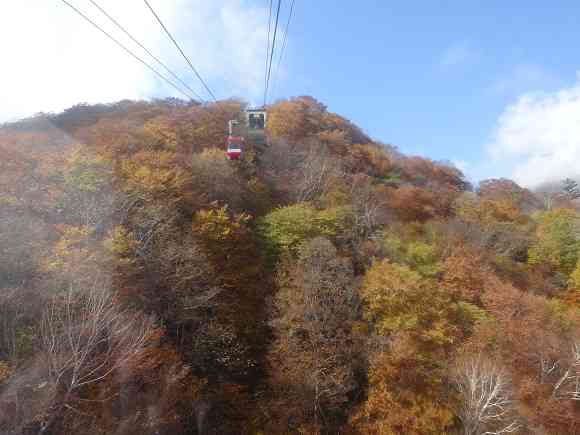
227 135 244 160
226 120 243 160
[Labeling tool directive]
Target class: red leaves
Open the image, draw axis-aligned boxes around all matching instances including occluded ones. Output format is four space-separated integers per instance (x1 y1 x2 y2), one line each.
400 156 470 192
442 245 488 303
387 185 449 222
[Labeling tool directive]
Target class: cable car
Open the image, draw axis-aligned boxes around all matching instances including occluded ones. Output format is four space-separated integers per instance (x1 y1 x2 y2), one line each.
245 108 267 147
227 135 244 160
226 120 244 160
226 108 267 160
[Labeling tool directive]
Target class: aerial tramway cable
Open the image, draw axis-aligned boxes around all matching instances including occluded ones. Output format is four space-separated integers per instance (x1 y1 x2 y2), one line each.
263 0 282 106
59 0 197 101
263 0 273 107
88 0 204 101
272 0 296 100
143 0 217 102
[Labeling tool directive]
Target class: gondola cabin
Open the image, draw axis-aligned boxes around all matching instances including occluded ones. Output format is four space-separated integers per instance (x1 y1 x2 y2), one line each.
226 109 267 160
246 109 266 129
245 108 267 146
226 120 244 160
226 135 244 160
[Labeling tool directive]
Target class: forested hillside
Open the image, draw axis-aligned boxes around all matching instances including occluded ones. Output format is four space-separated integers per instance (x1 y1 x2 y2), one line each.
1 96 579 434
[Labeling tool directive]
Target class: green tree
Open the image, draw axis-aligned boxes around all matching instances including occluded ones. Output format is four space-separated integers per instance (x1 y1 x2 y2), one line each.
528 208 580 276
381 232 442 278
258 203 350 258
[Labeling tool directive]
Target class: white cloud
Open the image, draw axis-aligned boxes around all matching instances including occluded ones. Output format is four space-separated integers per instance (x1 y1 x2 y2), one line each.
0 0 271 122
438 40 478 71
487 76 580 187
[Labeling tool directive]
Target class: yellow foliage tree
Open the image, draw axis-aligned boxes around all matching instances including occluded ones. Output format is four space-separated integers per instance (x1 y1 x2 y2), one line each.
352 260 461 433
43 226 99 284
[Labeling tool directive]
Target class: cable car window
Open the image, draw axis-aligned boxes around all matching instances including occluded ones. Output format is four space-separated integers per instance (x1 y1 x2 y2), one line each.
248 112 266 129
256 114 265 129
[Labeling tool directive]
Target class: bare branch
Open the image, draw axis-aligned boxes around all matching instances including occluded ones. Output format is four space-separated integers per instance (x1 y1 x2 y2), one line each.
454 355 521 435
41 282 154 396
552 343 580 401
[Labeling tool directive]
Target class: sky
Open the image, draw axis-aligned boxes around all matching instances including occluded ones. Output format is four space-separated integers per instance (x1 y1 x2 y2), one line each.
2 1 580 187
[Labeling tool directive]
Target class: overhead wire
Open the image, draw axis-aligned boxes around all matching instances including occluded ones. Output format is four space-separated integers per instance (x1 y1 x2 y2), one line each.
143 0 217 102
63 0 292 107
59 0 197 101
263 0 273 107
88 0 204 101
263 0 282 106
272 0 296 101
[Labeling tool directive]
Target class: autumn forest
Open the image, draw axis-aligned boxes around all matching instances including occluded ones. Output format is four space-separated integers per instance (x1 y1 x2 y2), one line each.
1 96 579 434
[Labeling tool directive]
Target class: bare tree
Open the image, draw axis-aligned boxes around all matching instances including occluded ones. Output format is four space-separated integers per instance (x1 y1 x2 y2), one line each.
349 174 390 241
562 178 580 200
552 343 580 401
294 146 340 202
454 356 521 435
261 138 342 203
190 148 245 209
39 283 154 434
269 238 361 430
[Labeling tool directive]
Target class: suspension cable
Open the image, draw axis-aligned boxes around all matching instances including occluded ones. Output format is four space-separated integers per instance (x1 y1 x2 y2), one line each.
59 0 197 101
263 0 282 106
143 0 217 102
89 0 203 101
263 0 273 107
272 0 296 100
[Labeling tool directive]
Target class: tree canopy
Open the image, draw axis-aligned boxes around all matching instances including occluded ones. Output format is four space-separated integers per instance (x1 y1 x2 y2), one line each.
0 97 579 435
